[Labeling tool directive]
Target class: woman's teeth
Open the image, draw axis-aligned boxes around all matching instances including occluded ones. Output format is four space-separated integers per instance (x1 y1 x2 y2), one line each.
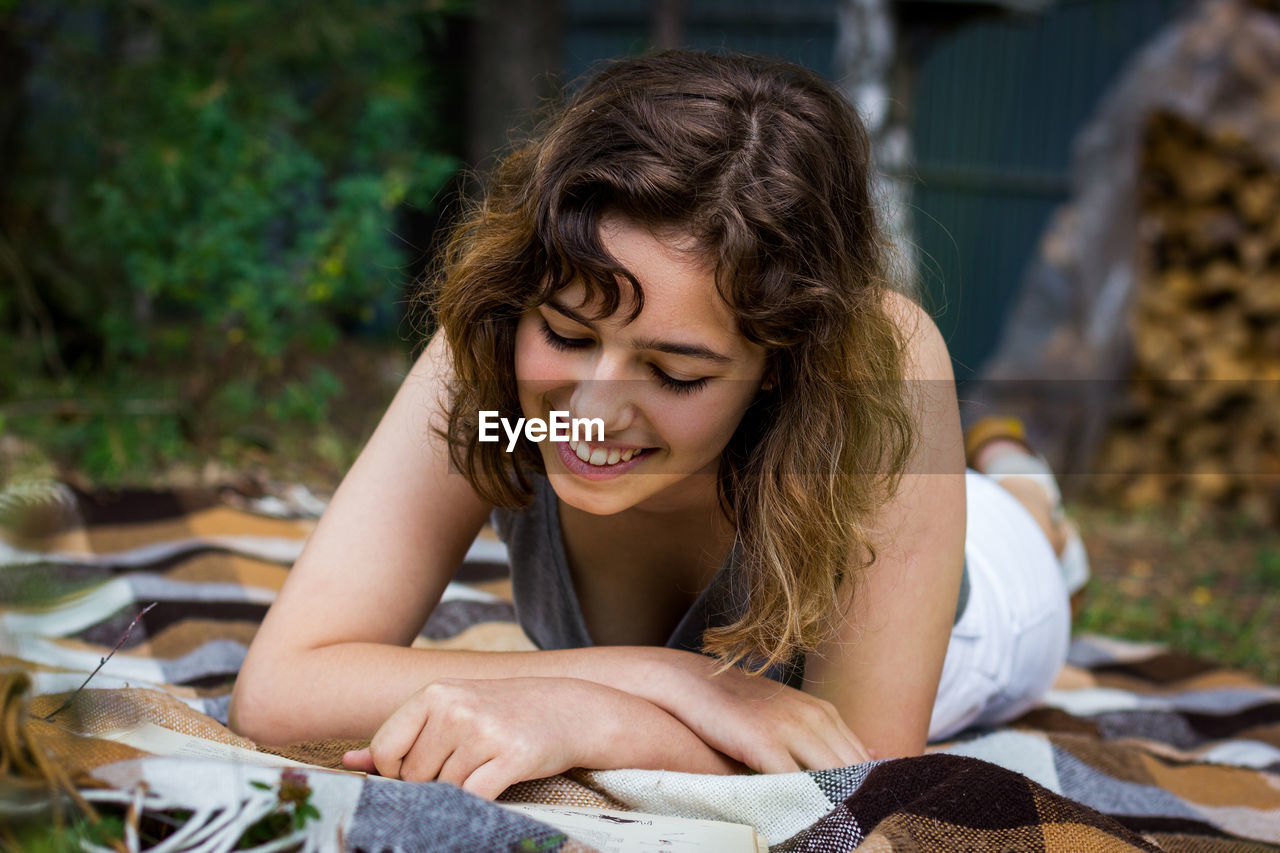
570 440 642 467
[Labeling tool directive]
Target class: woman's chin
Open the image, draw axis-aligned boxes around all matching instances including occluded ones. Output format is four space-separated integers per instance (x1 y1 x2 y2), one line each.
547 469 721 517
547 482 638 516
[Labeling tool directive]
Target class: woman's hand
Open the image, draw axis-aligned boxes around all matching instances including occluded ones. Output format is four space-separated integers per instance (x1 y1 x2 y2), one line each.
638 649 874 773
342 677 600 798
342 675 740 798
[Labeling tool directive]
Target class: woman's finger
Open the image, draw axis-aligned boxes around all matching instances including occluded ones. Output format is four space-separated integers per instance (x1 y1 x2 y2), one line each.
821 706 873 765
436 742 494 789
368 688 441 779
816 719 871 767
785 729 847 772
790 696 871 767
461 758 517 801
829 737 871 767
367 723 414 779
821 732 870 768
341 748 378 774
745 741 804 775
839 729 873 765
399 730 458 783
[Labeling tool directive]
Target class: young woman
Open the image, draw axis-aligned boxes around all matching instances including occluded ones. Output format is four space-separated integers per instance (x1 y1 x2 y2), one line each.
229 50 1085 799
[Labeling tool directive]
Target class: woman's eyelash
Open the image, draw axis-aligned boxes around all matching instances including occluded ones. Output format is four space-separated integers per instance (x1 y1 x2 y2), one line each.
539 322 591 350
650 366 708 395
539 318 708 394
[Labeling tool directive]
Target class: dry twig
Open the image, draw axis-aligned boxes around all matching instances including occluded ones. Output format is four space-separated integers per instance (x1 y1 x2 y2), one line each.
44 602 158 722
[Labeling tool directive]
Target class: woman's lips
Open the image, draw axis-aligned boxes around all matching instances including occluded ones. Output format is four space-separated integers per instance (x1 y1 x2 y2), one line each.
555 439 653 480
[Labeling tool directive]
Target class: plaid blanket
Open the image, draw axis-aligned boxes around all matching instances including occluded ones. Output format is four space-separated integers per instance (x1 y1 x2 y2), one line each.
2 480 1278 852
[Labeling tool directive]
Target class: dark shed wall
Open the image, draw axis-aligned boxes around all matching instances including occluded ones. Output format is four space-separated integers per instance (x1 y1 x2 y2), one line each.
565 0 840 82
912 0 1189 378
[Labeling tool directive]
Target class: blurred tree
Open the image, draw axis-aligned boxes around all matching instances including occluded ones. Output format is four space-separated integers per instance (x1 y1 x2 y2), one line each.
836 0 915 292
464 0 561 180
652 0 685 48
0 0 459 480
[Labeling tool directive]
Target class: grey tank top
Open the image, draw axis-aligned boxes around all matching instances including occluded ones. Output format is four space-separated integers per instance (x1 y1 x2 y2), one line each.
491 475 969 688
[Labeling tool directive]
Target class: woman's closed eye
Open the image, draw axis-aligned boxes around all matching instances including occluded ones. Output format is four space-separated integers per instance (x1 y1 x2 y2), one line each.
649 366 708 395
540 318 709 394
539 321 592 351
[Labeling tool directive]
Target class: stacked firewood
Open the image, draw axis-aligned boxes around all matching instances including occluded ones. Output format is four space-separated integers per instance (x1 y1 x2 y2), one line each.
1094 110 1280 520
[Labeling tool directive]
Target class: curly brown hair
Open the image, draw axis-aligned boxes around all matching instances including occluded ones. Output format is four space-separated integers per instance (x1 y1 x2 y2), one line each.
428 49 917 674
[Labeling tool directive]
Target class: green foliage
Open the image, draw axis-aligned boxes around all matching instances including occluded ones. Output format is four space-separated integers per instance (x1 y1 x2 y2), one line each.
4 813 127 853
0 564 105 606
7 774 322 851
242 771 321 846
1253 547 1280 589
1 0 458 481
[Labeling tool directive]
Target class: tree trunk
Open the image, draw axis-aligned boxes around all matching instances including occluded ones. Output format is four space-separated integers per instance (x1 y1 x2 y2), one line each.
466 0 564 182
834 0 918 295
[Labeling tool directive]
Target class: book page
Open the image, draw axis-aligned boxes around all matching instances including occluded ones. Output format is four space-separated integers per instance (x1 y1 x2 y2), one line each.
501 803 767 853
94 720 354 772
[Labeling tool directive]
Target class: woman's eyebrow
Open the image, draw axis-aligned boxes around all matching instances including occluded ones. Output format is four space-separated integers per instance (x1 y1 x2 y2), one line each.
544 300 732 364
632 337 732 364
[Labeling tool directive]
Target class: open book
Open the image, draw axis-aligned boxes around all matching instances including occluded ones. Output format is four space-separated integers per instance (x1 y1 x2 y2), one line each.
95 720 323 769
501 803 768 853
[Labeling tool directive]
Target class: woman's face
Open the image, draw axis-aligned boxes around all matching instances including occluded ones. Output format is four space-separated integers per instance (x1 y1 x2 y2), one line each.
513 216 769 516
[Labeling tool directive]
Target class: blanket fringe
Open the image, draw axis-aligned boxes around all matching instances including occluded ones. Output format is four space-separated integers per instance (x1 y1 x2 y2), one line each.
3 671 311 852
0 671 114 845
81 786 305 853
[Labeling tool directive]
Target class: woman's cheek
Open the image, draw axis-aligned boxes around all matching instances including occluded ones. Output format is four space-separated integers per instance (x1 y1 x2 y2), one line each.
657 393 740 465
704 386 761 452
513 323 563 391
516 352 586 429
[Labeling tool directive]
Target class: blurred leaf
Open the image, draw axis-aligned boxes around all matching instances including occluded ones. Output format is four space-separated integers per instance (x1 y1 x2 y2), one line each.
2 0 459 482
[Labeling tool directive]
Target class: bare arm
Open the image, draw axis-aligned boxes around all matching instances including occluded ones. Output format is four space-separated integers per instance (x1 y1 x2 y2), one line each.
230 333 491 740
803 290 967 758
342 675 740 798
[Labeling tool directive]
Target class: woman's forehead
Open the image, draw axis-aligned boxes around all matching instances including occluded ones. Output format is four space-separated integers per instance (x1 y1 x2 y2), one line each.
565 222 727 321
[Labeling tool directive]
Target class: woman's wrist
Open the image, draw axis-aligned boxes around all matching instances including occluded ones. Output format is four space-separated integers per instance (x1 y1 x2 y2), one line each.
561 677 738 775
602 646 715 716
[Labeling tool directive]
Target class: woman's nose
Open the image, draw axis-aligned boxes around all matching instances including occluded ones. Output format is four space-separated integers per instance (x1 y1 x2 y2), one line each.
568 356 636 434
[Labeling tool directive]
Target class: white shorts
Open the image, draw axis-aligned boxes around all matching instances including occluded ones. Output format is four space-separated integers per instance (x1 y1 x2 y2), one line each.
927 470 1071 741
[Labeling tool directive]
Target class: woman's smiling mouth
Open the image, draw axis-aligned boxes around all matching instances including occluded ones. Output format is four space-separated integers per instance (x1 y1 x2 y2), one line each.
567 440 649 465
556 440 654 479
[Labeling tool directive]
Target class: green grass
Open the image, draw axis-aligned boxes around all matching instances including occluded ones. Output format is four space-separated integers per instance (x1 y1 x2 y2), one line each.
1072 501 1280 684
1 347 413 499
2 812 126 853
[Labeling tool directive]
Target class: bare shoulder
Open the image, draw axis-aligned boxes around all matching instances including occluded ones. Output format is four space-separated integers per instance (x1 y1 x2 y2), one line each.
879 288 954 383
802 290 965 758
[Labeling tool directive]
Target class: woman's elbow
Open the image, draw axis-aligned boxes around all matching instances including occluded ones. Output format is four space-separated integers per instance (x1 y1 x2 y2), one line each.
866 727 928 761
227 673 266 741
227 659 293 744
